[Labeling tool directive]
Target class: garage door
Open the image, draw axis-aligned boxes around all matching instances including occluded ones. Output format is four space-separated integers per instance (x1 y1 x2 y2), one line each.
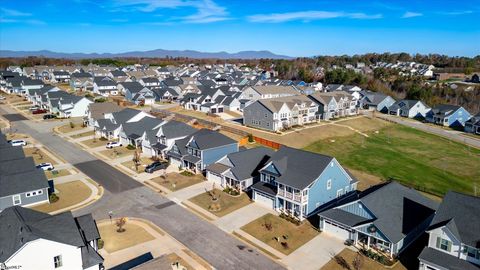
254 191 274 209
323 220 350 240
207 171 223 186
169 157 182 168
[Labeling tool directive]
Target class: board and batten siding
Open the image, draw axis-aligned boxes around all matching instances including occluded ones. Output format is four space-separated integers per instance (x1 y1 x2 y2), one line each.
306 159 355 214
201 143 238 170
0 188 49 211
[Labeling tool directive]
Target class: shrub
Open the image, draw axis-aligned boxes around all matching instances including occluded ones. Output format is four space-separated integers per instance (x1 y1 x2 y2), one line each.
180 171 194 177
126 145 136 150
95 97 107 103
99 137 108 141
69 122 75 129
49 193 59 203
247 133 254 143
97 239 104 249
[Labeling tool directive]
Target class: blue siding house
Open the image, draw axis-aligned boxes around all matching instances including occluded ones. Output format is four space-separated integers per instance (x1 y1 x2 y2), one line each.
251 146 357 221
426 104 471 128
167 129 238 173
318 182 438 257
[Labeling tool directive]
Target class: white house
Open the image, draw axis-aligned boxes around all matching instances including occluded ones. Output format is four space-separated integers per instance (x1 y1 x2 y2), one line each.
387 100 430 119
0 206 104 270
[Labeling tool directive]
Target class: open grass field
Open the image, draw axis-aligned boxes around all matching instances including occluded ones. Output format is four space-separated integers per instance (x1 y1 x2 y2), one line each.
152 172 205 191
189 188 252 217
31 180 92 213
321 248 407 270
98 222 155 253
305 123 480 196
241 213 319 255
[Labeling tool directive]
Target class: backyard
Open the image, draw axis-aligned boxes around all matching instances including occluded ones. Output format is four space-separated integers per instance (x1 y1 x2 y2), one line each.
241 213 319 255
304 123 480 196
31 180 92 213
97 221 155 253
189 188 252 217
151 172 205 191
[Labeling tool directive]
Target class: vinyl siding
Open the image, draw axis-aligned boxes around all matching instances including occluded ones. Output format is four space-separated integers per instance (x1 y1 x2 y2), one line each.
201 143 238 170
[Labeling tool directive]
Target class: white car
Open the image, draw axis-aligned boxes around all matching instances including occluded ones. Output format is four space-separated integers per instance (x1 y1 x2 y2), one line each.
106 141 122 149
36 162 54 171
8 139 27 147
29 106 40 111
0 96 6 100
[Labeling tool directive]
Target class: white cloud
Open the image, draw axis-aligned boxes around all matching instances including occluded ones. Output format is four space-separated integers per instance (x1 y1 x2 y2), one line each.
436 10 474 15
402 11 423 18
0 8 31 17
247 10 383 23
111 0 229 23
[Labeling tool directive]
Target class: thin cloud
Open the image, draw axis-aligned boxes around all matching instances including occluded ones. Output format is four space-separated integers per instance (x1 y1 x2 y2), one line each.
111 0 229 23
0 8 31 17
402 11 423 18
247 10 383 23
436 10 474 15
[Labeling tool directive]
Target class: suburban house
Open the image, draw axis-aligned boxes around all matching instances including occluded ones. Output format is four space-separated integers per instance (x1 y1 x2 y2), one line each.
0 134 50 211
141 120 197 158
318 181 438 257
243 95 318 132
139 77 161 87
85 102 122 127
418 191 480 270
118 117 165 147
167 129 238 173
251 146 358 221
308 92 338 120
95 108 154 139
426 104 472 128
239 85 298 102
50 71 70 83
56 95 93 118
151 87 179 101
206 147 274 192
122 82 156 105
359 91 396 112
70 72 93 91
93 76 118 96
465 113 480 135
387 100 431 119
0 206 104 270
308 91 358 120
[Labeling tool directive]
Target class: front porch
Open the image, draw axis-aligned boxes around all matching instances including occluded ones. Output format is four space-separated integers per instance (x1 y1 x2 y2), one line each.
182 156 201 174
354 231 393 258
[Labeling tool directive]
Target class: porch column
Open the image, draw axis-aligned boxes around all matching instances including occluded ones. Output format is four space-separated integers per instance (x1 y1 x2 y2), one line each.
389 243 393 258
367 236 371 250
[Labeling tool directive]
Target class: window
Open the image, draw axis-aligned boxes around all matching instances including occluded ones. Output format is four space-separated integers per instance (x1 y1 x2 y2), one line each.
13 194 21 205
466 247 480 259
54 255 62 268
303 190 308 196
336 189 343 197
436 237 451 252
327 179 332 190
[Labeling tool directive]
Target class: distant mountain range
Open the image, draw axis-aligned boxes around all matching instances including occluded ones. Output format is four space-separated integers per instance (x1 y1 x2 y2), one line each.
0 49 294 60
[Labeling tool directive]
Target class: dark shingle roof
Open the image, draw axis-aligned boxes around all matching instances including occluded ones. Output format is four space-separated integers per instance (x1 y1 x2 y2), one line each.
223 147 274 180
187 129 237 150
419 247 480 270
428 191 480 247
0 170 50 197
320 208 371 227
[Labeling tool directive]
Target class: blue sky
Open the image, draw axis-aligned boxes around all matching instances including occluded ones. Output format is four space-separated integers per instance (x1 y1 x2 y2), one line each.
0 0 479 57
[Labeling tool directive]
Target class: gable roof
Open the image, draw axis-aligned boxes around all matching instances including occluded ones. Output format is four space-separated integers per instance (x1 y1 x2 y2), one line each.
88 102 122 120
264 146 338 189
187 129 237 150
0 207 103 266
428 191 480 247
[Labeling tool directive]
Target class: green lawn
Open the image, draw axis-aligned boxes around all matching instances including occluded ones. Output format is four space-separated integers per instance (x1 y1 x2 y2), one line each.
241 213 319 255
304 124 480 196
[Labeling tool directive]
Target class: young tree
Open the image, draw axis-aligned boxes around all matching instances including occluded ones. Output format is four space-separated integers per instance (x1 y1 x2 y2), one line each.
115 217 127 233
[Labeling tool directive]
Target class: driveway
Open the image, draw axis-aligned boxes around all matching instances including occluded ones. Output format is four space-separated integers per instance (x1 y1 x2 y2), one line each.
1 104 284 270
214 203 275 233
2 113 28 122
282 232 345 270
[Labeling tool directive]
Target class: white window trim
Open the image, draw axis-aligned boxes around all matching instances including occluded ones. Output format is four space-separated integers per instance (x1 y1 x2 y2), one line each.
327 179 332 190
13 194 21 205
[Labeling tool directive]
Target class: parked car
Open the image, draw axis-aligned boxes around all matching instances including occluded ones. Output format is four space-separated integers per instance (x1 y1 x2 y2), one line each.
36 162 54 171
32 109 47 114
8 139 27 147
29 106 40 111
144 161 168 173
0 96 6 100
106 141 122 149
43 114 57 120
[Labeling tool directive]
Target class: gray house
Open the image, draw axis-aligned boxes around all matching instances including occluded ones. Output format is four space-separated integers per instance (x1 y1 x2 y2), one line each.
167 129 238 173
206 147 274 191
318 181 438 257
0 133 49 211
359 91 396 112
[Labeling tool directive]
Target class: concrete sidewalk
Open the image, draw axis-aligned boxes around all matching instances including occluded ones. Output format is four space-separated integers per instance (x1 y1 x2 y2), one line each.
282 232 344 270
166 181 212 202
214 203 275 233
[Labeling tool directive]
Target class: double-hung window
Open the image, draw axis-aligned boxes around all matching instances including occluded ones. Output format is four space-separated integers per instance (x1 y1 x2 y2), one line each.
54 255 62 268
436 237 452 252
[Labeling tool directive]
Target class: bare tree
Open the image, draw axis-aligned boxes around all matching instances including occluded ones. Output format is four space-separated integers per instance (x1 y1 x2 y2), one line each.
115 217 127 233
352 253 363 270
133 150 141 172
